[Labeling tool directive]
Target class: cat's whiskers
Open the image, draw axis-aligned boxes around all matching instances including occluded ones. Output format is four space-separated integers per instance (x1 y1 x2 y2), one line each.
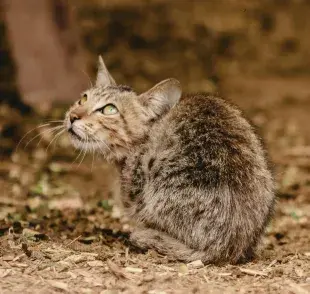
35 125 65 147
81 125 109 155
16 122 63 150
94 137 117 157
45 128 66 153
94 139 109 157
43 120 65 124
79 149 87 167
71 146 84 166
91 143 95 171
38 124 65 147
78 134 89 167
25 125 64 148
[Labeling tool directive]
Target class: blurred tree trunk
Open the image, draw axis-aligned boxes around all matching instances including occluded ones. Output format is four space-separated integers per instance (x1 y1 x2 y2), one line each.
3 0 88 111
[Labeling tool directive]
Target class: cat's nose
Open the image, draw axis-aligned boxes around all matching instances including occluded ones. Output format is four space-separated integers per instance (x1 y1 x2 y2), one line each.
70 113 80 124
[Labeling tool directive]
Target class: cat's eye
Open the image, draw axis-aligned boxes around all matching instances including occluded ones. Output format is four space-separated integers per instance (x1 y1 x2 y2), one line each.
98 104 118 115
79 94 87 105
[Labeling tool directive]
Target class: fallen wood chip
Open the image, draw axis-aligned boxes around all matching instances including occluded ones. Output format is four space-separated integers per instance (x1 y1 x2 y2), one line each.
72 269 92 278
10 262 28 268
87 260 104 267
64 254 88 263
125 266 143 273
148 290 167 294
100 290 119 294
47 280 69 291
217 272 232 276
0 269 12 278
107 260 129 279
2 255 14 261
13 253 25 261
288 282 309 294
239 268 268 276
266 259 278 268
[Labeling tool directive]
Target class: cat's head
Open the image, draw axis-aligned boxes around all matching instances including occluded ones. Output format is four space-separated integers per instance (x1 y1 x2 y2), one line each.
65 56 182 162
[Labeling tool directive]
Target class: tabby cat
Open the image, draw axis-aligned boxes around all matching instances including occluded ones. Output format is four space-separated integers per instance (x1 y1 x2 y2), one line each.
65 56 275 264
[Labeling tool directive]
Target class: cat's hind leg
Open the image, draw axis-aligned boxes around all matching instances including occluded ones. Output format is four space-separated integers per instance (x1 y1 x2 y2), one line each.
130 227 207 263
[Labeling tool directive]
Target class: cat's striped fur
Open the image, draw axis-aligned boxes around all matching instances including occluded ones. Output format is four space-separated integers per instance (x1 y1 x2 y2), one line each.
65 56 275 264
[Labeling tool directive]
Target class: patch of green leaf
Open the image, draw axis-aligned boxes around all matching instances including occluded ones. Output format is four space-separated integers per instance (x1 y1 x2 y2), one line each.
98 199 113 211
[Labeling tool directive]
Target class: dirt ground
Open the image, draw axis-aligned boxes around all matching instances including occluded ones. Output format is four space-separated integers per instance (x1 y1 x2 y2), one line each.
1 1 310 293
0 78 310 294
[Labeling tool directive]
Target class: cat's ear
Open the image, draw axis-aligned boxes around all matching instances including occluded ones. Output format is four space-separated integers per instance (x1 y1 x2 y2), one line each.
96 55 116 87
139 78 182 118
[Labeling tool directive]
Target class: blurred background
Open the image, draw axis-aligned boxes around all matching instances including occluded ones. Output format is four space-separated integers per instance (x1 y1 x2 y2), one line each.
0 0 310 291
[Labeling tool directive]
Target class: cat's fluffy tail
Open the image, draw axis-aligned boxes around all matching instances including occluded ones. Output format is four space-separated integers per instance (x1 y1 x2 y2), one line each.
130 227 213 263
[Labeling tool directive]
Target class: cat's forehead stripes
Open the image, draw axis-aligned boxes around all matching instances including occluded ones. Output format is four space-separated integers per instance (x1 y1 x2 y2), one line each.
86 85 134 103
90 85 133 95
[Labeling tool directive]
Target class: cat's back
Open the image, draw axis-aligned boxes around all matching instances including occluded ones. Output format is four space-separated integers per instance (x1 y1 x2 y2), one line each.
147 93 270 191
170 93 253 144
129 92 274 263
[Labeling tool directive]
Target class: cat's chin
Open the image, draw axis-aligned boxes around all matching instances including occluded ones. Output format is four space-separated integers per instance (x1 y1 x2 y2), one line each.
69 136 108 154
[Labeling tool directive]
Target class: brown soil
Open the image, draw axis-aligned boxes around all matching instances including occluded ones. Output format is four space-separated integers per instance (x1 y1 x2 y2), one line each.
1 1 310 293
1 77 310 293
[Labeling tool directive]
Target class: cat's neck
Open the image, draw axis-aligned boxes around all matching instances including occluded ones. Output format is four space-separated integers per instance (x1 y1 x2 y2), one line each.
114 143 146 175
111 132 151 174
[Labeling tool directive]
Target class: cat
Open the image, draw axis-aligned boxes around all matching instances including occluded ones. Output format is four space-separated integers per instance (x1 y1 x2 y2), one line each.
65 55 275 264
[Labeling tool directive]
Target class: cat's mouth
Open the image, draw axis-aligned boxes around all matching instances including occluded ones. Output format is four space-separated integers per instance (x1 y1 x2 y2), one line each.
68 128 84 141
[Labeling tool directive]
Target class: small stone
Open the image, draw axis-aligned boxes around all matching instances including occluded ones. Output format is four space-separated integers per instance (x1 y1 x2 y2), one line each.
187 260 204 269
178 263 188 274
